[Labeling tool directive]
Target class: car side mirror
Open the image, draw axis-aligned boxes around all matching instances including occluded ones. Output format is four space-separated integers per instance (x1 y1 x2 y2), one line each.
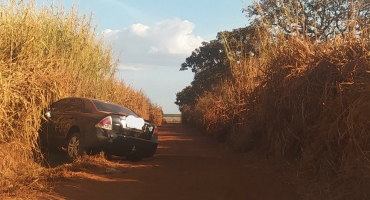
45 111 51 118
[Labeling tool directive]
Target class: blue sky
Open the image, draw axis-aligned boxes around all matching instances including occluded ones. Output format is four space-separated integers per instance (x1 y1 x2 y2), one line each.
39 0 252 113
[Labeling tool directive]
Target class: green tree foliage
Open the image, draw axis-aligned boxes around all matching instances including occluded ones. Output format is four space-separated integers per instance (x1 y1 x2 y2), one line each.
245 0 370 41
180 39 230 97
176 26 258 110
175 85 197 111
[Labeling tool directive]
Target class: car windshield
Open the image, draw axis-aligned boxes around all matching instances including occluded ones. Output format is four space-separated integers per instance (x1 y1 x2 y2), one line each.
92 100 139 117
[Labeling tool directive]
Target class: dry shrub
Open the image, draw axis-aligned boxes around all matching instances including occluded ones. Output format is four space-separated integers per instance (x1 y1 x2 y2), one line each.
180 105 192 124
0 0 162 198
188 50 263 142
246 36 370 198
149 104 163 126
178 1 370 197
183 30 370 198
0 143 48 199
50 152 119 175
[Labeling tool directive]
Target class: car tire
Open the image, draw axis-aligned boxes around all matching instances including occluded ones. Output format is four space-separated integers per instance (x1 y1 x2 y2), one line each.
66 132 84 161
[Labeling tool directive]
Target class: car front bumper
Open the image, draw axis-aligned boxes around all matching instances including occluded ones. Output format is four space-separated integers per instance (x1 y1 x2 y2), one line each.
86 128 158 158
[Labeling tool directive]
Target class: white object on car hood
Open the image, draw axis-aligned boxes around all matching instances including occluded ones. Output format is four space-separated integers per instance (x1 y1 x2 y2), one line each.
124 115 145 130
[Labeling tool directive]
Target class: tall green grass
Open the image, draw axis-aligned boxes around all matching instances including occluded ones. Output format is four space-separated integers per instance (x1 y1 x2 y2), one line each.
0 0 162 198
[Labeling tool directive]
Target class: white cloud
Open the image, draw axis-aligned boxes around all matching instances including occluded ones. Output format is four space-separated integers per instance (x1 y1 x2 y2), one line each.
118 64 142 71
130 23 149 36
149 46 159 53
101 29 120 39
102 18 204 71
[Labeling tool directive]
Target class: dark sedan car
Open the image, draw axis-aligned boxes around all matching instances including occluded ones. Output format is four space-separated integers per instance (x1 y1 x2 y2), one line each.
39 97 158 161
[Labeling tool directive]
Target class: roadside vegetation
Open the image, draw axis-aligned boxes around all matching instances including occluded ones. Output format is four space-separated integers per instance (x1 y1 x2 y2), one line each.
176 0 370 199
0 0 162 198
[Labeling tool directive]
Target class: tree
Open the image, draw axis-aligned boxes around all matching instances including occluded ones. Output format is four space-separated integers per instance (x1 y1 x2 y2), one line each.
245 0 370 41
176 26 259 111
174 85 196 111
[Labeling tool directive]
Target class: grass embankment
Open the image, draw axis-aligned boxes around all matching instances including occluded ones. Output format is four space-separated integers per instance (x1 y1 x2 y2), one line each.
0 1 162 198
181 18 370 200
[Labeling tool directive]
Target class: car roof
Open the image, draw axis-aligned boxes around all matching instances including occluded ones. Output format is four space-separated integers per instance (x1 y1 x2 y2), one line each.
57 97 115 103
55 97 138 116
55 97 129 109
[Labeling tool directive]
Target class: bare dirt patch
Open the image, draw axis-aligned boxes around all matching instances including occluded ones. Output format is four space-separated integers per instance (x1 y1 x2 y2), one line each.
39 124 322 200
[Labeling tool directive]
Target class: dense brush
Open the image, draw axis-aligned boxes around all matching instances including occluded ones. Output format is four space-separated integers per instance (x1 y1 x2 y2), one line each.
183 11 370 200
0 0 162 198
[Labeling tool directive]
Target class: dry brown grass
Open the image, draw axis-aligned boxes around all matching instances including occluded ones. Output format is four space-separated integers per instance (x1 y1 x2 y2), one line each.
182 21 370 200
261 36 370 199
0 0 162 198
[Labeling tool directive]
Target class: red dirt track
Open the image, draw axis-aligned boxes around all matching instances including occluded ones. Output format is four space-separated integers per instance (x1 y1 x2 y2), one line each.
46 123 305 200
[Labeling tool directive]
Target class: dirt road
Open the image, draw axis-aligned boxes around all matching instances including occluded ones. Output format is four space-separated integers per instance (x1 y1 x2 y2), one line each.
48 123 304 200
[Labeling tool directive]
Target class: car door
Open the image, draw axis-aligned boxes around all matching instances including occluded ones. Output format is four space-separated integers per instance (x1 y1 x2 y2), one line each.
45 98 85 148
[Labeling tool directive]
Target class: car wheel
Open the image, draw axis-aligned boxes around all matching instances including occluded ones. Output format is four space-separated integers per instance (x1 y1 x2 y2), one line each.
66 132 84 160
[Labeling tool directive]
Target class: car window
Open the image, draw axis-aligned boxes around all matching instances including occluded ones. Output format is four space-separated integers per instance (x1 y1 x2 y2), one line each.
51 98 85 112
92 100 139 117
